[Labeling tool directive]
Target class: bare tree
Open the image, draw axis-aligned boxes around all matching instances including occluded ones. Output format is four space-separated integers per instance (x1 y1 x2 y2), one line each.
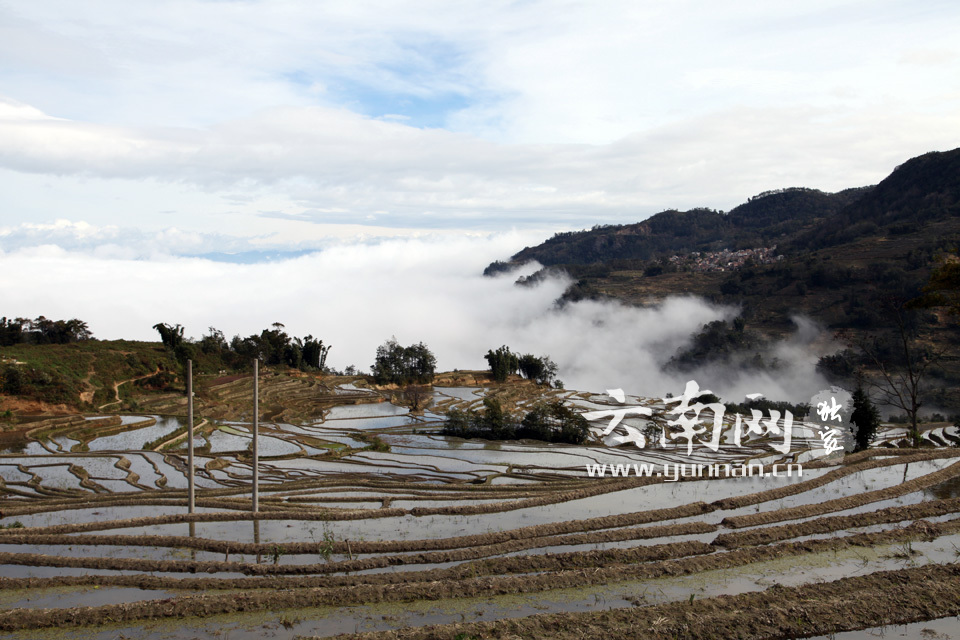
855 300 943 448
403 385 431 413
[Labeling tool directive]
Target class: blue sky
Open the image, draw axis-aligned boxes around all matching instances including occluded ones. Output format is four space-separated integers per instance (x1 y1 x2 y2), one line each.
1 0 959 256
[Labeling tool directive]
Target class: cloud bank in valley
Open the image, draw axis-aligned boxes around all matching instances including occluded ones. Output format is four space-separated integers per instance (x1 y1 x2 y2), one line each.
0 234 832 403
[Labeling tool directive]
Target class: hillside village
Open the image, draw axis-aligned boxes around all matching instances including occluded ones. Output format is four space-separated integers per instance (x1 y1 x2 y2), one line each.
668 246 782 272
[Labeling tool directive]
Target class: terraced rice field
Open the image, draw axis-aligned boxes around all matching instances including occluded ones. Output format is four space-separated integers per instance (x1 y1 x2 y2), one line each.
1 382 960 639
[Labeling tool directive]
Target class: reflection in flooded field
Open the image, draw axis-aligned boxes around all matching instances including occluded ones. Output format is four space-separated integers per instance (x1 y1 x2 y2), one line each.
2 383 960 639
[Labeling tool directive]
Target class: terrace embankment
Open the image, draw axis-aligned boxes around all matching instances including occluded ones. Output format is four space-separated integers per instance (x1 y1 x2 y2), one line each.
0 447 959 637
323 563 960 640
3 380 960 640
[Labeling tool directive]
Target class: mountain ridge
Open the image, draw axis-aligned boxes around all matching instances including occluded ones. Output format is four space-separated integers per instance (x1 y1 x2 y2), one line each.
488 147 960 274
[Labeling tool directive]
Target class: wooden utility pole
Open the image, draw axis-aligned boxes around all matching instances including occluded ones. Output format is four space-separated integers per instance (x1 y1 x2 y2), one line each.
252 358 259 513
187 359 195 514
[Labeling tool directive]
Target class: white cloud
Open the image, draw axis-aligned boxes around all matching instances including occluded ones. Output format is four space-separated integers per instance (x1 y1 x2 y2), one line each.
1 97 955 237
0 234 832 402
0 1 958 237
0 1 947 403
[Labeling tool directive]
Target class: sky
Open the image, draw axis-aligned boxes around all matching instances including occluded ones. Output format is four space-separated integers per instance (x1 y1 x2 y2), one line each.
1 0 958 252
1 0 958 397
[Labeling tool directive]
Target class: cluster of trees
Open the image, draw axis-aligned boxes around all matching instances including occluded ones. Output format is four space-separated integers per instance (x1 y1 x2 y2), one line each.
816 349 859 381
371 338 436 385
153 322 330 372
710 250 942 331
484 346 561 387
485 346 517 382
225 324 329 370
730 187 867 236
443 397 590 445
482 260 515 277
499 208 729 267
0 316 92 347
665 317 770 372
0 364 72 404
721 396 810 420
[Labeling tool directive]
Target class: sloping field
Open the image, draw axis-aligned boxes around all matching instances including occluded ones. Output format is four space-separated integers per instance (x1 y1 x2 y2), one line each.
1 386 959 639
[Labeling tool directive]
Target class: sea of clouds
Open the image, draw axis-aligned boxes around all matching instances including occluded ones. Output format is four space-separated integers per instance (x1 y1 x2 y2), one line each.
0 232 835 403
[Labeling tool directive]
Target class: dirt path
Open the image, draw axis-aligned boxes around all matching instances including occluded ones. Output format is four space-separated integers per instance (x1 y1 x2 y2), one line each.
78 363 96 405
98 367 161 410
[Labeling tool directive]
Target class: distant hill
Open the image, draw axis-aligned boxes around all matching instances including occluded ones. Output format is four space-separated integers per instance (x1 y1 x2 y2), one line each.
488 148 960 274
789 148 960 250
484 148 960 413
727 186 871 237
487 186 872 274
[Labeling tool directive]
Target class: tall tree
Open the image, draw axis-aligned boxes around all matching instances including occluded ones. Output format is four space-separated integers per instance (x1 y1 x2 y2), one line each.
300 335 330 370
517 354 560 386
0 318 24 346
850 384 881 452
485 346 518 383
200 327 227 355
372 338 435 385
404 342 437 384
153 323 185 351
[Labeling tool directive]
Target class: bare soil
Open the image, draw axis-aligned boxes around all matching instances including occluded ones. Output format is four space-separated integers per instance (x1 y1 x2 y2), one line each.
4 397 960 639
322 563 960 640
0 519 953 632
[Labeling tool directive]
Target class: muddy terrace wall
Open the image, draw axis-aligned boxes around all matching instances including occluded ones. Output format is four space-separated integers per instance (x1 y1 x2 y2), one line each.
2 382 960 639
1 449 960 635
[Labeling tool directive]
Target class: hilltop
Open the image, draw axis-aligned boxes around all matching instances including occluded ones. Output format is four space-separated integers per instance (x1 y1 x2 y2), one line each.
0 340 172 414
487 148 960 326
491 149 960 273
486 148 960 413
486 185 870 273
